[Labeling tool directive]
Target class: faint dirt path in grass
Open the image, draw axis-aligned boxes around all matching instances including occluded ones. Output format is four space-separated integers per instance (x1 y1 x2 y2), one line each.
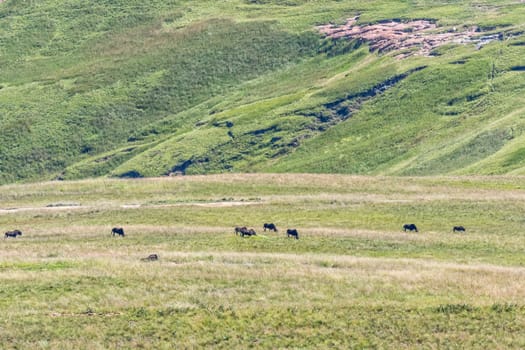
0 200 261 215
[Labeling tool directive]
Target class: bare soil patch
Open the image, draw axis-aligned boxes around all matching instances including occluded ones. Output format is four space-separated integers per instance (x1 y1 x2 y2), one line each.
318 17 505 58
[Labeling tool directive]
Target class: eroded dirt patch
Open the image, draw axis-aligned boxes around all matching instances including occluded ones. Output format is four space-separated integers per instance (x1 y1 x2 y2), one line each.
318 17 504 59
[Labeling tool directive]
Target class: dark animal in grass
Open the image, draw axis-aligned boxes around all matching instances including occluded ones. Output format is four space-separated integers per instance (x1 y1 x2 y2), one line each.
235 226 256 237
4 230 22 238
111 227 125 236
286 229 299 239
263 223 278 232
241 228 257 237
235 226 247 236
403 224 418 232
235 227 257 237
453 226 466 233
141 254 159 262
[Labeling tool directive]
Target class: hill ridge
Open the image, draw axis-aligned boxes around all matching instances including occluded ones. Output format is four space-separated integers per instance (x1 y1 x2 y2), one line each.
0 0 525 182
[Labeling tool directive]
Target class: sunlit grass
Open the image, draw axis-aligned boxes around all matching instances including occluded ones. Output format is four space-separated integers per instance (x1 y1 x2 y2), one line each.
1 175 525 347
1 1 525 182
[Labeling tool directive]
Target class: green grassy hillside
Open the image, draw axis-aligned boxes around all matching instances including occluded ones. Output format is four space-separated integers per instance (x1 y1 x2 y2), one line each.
1 0 525 182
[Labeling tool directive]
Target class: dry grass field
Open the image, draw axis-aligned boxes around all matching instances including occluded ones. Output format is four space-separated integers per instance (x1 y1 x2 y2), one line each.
1 174 525 348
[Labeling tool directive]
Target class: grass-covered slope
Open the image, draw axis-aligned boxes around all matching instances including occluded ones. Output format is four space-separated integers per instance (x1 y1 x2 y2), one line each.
1 0 525 182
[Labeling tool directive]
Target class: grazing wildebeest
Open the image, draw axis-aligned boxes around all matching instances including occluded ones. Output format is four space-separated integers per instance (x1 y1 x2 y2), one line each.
403 224 418 232
141 254 159 261
453 226 466 233
241 228 256 237
235 226 256 237
4 229 22 238
111 227 125 236
263 223 278 232
235 226 247 236
286 229 299 239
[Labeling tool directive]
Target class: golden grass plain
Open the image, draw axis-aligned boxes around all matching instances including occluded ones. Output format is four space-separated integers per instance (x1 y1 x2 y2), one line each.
2 175 525 348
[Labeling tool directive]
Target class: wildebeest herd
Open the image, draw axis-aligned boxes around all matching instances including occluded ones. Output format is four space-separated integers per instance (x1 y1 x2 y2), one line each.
235 223 300 239
3 222 466 241
402 224 466 233
2 221 466 265
232 222 466 240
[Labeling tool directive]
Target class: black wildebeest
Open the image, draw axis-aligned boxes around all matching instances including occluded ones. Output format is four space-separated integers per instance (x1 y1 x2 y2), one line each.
235 226 247 236
403 224 418 232
4 229 22 238
235 226 256 237
141 254 159 261
453 226 466 233
286 229 299 239
263 223 278 232
242 228 257 237
111 227 125 236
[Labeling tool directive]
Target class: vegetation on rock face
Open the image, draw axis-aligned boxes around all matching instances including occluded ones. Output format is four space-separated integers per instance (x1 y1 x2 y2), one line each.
0 1 525 182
